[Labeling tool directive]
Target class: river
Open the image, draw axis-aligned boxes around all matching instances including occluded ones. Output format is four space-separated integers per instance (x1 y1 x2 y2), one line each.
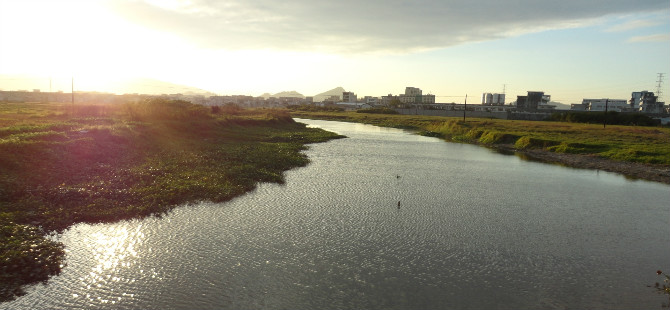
3 118 669 310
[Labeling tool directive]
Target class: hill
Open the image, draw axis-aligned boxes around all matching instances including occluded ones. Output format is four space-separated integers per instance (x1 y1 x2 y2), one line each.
259 90 305 99
313 87 346 102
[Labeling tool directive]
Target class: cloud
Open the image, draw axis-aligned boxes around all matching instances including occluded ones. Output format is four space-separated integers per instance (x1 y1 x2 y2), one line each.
605 19 660 32
106 0 669 54
628 33 670 42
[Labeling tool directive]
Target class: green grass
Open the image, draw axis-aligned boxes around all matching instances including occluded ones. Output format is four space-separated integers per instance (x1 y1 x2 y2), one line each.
290 110 670 165
0 100 343 301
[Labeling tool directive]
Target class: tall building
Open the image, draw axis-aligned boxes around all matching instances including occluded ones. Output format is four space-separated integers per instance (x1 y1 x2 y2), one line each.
636 91 665 113
342 91 357 103
630 91 652 110
482 93 493 104
405 87 422 96
482 93 505 105
398 87 435 104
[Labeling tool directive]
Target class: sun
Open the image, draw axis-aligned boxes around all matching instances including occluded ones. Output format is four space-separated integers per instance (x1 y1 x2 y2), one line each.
0 0 180 91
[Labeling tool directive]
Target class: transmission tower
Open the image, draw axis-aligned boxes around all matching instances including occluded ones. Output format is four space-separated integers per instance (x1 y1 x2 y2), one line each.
656 73 665 100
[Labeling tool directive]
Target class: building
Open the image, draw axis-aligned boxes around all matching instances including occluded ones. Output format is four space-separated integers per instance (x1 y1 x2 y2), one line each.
482 93 505 105
398 87 435 104
323 95 341 104
571 99 629 112
342 92 357 103
362 96 379 105
630 91 653 110
399 87 421 104
637 91 665 113
421 94 436 104
405 87 422 97
516 91 550 110
381 94 398 106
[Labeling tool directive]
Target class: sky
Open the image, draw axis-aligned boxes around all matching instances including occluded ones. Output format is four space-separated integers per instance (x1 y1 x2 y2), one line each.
1 0 669 104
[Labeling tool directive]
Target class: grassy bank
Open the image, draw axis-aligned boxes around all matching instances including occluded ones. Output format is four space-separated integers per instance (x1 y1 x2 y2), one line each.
0 100 343 301
289 110 670 166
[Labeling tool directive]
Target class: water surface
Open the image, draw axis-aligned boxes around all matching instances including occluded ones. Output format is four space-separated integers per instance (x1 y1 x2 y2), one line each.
4 119 669 310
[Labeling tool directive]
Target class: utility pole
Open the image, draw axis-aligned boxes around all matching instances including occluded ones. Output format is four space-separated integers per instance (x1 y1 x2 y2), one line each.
603 98 608 129
71 76 74 116
463 94 467 122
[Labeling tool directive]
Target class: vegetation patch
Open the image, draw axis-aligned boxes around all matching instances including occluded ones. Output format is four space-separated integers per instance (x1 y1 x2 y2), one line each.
478 131 520 144
549 111 660 126
547 142 610 154
465 128 485 140
287 104 344 113
0 221 64 301
514 136 560 149
356 107 399 114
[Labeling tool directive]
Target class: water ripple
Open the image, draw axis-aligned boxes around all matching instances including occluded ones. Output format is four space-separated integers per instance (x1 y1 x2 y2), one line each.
4 119 669 310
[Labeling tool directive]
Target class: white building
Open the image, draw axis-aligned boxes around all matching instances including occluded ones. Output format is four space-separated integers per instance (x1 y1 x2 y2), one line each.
633 91 665 113
398 87 435 104
482 93 505 105
421 94 436 104
363 96 379 105
576 99 629 112
630 91 652 110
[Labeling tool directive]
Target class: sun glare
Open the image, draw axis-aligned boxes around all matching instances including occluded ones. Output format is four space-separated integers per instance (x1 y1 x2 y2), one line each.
1 0 191 91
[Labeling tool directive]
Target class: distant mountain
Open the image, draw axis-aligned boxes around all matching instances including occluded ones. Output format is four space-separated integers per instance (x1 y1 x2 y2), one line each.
313 87 346 102
110 78 217 96
259 90 305 99
549 101 571 110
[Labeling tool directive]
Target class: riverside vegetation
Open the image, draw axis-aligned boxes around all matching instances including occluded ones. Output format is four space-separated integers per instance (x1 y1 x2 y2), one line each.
0 100 343 301
289 109 670 182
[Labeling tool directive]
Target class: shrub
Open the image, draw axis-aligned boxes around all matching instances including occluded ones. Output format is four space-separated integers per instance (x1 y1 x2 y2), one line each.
287 105 344 112
478 131 519 144
356 108 399 114
549 111 660 126
514 136 560 149
122 99 211 121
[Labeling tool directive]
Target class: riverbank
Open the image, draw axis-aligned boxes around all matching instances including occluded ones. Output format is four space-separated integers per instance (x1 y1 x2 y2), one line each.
0 101 343 301
290 110 670 184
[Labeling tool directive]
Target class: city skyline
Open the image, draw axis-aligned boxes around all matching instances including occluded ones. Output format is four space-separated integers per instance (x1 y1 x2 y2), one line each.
1 0 669 104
